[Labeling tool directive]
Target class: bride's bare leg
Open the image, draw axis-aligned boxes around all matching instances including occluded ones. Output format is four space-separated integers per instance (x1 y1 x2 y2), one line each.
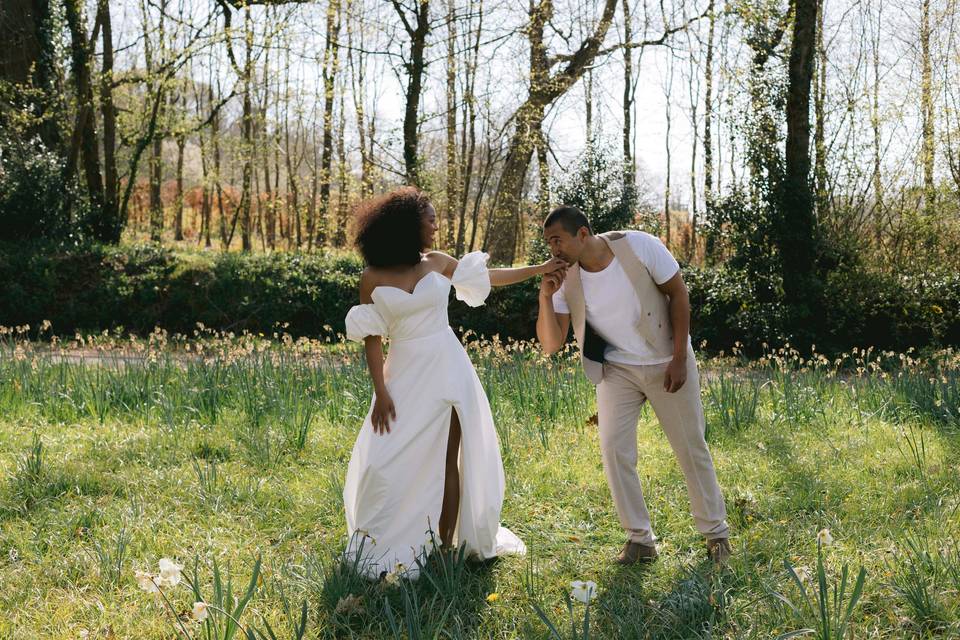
438 409 462 547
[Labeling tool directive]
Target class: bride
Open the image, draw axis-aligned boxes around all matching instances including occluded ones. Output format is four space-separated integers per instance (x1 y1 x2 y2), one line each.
343 186 564 579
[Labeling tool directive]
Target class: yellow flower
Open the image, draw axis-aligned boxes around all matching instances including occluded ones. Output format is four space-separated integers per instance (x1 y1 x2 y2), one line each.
486 593 500 603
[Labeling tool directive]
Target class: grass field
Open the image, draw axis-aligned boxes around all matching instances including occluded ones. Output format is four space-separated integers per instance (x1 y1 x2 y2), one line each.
1 325 959 639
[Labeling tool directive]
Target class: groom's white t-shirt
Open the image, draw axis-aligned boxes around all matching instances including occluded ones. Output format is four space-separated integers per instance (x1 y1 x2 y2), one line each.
552 230 683 366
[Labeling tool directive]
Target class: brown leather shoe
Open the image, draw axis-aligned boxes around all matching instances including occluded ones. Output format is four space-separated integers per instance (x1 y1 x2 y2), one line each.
616 540 658 565
706 538 732 565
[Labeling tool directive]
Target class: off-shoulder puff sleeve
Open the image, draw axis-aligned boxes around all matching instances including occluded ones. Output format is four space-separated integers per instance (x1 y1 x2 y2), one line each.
451 251 491 307
345 304 388 342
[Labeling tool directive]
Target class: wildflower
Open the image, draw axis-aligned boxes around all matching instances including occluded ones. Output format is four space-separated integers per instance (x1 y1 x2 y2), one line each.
383 571 400 587
816 528 833 546
135 570 159 593
335 594 364 615
157 558 182 588
486 592 500 603
191 601 209 623
570 580 597 603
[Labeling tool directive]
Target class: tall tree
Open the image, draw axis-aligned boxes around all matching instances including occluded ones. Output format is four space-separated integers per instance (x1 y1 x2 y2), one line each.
455 0 483 255
390 0 431 186
780 0 820 309
485 0 618 264
702 0 716 223
813 0 827 212
920 0 935 218
318 0 343 245
64 0 106 223
444 0 459 249
98 0 120 242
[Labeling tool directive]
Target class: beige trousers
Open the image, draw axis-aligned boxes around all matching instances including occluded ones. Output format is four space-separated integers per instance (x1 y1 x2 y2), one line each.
596 345 729 544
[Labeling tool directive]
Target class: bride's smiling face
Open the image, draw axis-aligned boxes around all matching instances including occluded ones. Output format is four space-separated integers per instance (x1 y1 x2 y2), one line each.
420 204 438 250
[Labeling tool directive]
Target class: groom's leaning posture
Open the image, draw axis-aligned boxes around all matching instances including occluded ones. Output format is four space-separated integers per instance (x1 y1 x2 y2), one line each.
536 206 732 565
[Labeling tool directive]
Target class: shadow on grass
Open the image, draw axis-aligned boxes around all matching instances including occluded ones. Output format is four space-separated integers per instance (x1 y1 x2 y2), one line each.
307 541 497 639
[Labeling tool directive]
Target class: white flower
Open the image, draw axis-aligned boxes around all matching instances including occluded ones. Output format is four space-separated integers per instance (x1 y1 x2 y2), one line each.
423 533 437 552
191 601 209 623
570 580 598 603
816 529 833 546
335 594 364 615
135 570 159 593
156 558 183 588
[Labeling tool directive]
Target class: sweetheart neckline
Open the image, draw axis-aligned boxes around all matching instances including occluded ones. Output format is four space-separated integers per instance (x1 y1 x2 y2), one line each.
371 270 450 297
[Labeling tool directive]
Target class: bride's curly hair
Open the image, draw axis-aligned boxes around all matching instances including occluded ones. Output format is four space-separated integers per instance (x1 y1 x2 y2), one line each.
352 187 432 267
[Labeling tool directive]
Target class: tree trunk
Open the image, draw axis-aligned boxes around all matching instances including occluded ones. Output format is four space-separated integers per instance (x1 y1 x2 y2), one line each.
622 0 636 189
335 92 349 246
456 0 483 255
175 126 185 241
664 54 673 248
780 0 819 306
319 0 342 245
813 0 827 213
99 0 120 242
347 0 373 197
585 68 593 144
687 31 699 263
870 0 883 239
240 7 254 251
444 0 458 250
391 0 430 186
64 0 106 223
703 0 715 222
920 0 935 218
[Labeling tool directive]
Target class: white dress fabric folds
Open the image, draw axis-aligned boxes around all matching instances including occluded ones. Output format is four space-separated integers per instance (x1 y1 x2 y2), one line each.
342 252 526 579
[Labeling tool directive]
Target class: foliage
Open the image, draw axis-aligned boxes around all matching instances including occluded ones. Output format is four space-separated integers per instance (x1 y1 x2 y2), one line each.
0 132 87 245
529 140 658 262
1 241 958 354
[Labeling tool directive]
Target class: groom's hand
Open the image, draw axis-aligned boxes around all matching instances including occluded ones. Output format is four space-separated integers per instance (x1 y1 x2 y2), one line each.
663 357 688 393
539 270 565 298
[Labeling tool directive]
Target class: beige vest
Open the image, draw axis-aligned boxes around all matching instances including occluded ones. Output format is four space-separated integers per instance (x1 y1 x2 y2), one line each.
565 231 675 384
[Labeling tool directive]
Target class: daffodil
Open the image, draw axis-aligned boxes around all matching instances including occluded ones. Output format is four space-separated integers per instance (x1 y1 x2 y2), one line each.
157 558 182 588
486 593 500 603
570 580 597 603
191 601 209 623
135 570 159 593
335 594 364 615
816 528 833 546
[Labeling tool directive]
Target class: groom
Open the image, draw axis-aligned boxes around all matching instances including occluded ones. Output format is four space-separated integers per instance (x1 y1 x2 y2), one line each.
535 206 731 565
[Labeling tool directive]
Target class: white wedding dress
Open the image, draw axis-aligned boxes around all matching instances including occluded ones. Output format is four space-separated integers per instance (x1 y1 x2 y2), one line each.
342 252 526 579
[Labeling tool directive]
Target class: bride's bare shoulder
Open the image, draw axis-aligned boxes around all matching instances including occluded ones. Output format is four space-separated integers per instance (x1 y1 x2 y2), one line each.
358 267 383 303
423 251 458 278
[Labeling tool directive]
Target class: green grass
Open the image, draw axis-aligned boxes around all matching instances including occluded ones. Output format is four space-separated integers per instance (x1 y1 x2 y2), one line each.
1 330 959 638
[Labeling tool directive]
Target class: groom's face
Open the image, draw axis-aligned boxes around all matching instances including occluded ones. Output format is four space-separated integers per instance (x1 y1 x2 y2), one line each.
543 224 586 265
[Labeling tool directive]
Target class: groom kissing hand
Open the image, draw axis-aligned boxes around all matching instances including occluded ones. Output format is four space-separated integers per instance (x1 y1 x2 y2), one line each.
535 206 732 566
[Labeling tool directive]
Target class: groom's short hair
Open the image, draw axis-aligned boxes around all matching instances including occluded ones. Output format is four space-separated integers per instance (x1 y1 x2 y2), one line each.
544 206 592 236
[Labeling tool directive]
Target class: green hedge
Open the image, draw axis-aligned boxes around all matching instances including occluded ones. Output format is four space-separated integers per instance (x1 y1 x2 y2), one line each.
1 242 957 354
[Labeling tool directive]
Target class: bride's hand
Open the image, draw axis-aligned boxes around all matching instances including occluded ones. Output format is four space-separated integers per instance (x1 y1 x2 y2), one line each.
538 257 567 275
371 391 396 434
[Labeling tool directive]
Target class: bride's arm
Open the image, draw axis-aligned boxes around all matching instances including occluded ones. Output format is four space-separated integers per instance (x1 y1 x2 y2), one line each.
359 270 395 434
427 251 566 287
489 258 566 287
